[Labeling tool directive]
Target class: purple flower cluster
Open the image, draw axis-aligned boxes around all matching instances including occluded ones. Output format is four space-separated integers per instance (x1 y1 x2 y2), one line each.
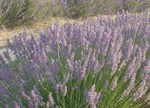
85 85 101 108
0 11 150 107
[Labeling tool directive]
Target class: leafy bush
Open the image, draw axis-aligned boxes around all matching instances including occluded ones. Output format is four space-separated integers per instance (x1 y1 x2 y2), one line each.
0 11 150 108
120 0 150 12
50 0 150 18
0 0 35 28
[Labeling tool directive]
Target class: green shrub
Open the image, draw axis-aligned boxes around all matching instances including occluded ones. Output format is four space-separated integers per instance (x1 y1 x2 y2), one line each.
0 0 35 28
64 0 89 18
62 0 150 18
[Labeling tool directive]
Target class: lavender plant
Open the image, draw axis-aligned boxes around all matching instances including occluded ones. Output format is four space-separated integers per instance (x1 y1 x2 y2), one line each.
0 11 150 108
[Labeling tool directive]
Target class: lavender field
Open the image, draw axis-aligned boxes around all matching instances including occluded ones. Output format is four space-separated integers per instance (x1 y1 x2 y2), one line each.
0 0 150 108
0 11 150 108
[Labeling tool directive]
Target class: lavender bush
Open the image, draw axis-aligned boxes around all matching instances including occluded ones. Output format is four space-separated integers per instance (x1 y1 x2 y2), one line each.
0 11 150 108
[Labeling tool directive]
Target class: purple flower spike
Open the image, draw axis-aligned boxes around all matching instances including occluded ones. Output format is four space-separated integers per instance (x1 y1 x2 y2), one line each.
141 60 150 86
123 38 134 60
0 85 5 95
29 85 43 108
133 81 148 100
46 92 54 108
111 76 118 90
56 83 67 96
3 49 11 61
29 60 42 81
13 101 21 108
85 85 101 108
67 58 74 72
125 57 137 79
0 54 6 64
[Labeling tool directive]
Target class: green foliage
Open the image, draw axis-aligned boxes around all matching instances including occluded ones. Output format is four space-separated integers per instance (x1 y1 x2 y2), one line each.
0 0 35 28
63 0 89 18
122 0 150 12
58 0 150 18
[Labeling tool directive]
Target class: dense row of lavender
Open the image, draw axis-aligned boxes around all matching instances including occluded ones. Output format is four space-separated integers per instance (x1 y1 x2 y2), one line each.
0 11 150 108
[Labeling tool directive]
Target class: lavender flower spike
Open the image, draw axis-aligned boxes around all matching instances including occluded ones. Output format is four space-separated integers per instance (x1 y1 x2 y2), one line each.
85 84 101 108
111 76 118 90
13 101 21 108
3 49 11 61
46 92 54 108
